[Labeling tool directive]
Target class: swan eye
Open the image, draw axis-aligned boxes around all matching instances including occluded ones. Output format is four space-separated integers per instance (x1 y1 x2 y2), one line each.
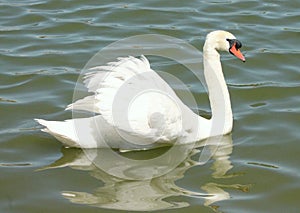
226 38 242 50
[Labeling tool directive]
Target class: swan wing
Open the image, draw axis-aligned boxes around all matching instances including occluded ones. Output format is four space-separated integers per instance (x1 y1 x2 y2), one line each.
67 56 186 142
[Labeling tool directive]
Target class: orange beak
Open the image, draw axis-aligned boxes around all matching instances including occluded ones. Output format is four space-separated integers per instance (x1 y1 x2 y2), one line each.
230 44 245 62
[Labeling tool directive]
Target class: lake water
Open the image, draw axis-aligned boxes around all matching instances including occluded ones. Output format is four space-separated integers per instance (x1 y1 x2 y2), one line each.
1 0 300 212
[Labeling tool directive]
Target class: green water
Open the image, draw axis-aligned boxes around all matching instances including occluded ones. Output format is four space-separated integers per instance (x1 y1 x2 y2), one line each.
1 0 300 212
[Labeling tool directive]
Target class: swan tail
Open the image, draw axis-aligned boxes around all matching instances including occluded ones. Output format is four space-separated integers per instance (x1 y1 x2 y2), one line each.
35 119 81 148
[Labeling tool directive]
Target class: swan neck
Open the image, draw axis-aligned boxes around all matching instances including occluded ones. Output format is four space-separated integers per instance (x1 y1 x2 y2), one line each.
203 46 233 134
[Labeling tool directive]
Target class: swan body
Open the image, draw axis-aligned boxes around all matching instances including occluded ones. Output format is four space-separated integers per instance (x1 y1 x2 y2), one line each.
35 30 245 149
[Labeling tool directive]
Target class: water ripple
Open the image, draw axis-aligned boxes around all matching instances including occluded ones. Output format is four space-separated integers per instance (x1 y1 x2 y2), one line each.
0 0 300 212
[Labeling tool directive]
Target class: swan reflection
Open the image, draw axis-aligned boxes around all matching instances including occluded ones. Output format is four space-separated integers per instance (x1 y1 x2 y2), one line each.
42 135 249 211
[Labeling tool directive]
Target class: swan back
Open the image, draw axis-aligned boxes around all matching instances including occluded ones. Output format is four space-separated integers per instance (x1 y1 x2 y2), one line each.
68 56 200 145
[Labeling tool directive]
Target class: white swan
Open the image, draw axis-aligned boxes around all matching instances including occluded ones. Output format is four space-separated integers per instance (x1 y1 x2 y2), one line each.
35 30 245 149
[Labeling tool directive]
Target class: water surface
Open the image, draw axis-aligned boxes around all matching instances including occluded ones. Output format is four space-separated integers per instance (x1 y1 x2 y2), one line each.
1 0 300 212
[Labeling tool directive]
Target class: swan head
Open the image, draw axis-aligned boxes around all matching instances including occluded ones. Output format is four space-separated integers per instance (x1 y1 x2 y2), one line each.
205 30 245 62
